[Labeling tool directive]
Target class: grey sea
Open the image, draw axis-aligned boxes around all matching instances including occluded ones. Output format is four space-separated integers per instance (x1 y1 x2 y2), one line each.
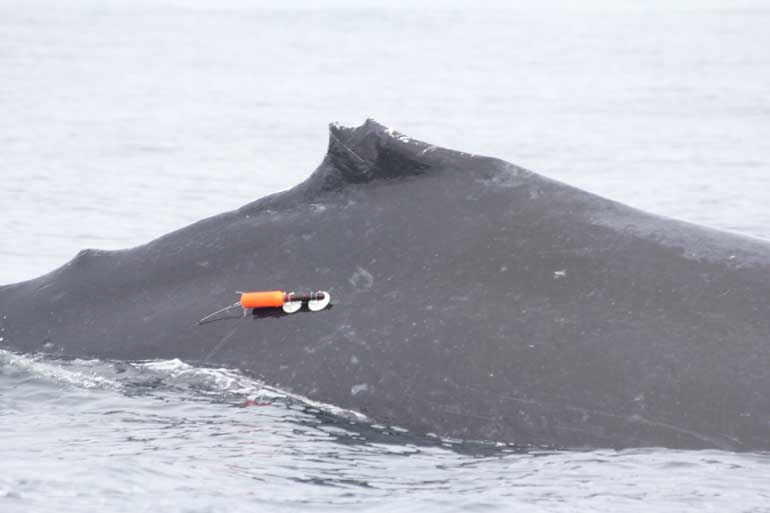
2 1 770 511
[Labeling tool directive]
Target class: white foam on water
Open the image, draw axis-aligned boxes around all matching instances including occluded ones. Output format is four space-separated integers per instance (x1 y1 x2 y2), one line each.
135 358 369 421
0 349 122 390
0 349 370 425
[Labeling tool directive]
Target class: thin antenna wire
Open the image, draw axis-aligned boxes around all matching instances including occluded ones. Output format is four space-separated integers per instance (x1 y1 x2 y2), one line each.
197 302 242 325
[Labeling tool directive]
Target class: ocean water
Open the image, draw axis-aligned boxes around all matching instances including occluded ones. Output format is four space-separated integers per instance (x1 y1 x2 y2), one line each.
3 352 770 513
2 1 770 511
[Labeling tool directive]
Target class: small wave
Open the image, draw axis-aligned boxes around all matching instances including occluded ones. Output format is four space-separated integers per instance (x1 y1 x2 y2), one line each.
0 349 368 424
0 351 531 454
131 358 369 423
0 349 122 390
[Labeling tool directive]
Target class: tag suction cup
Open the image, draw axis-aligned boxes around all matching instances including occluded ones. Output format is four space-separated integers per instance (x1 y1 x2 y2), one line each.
282 293 303 314
308 291 331 311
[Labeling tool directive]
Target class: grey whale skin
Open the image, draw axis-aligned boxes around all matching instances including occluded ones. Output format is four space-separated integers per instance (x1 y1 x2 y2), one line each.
2 120 770 451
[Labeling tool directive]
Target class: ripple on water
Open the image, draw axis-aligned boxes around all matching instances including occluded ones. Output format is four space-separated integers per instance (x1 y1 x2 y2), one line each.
2 350 770 513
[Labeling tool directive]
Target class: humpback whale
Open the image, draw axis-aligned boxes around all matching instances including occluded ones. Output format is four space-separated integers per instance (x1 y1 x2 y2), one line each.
2 119 769 450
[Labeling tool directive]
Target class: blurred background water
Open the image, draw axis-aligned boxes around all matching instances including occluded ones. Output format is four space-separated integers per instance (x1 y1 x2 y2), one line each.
1 0 770 511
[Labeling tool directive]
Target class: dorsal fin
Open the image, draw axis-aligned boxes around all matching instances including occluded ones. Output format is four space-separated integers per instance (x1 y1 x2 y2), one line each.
309 119 434 191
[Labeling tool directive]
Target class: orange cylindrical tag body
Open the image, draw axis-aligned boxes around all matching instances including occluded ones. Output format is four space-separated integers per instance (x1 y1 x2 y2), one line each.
240 290 285 309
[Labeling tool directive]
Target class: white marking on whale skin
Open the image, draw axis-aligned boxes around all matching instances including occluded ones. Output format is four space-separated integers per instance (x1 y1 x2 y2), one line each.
351 383 369 396
492 389 736 448
384 127 412 143
349 266 374 291
560 403 736 449
553 270 567 279
420 145 437 155
476 171 530 189
590 207 770 267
